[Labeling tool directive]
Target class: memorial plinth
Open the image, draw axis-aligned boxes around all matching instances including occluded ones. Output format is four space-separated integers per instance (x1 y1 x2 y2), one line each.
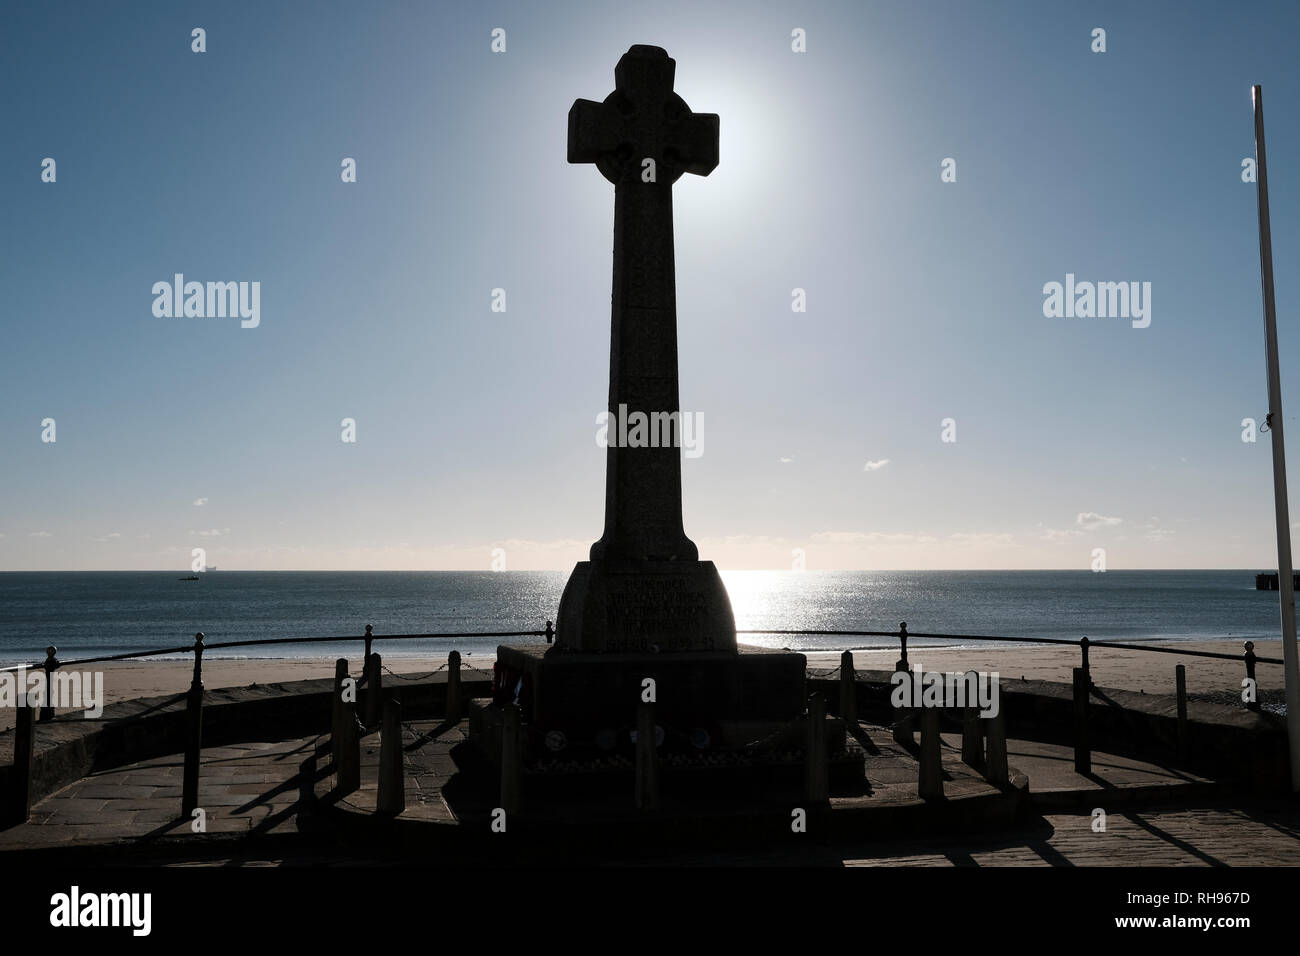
556 559 735 654
495 644 807 732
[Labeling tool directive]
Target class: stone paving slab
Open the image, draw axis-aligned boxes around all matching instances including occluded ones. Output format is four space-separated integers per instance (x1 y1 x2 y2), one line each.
20 801 1296 868
0 736 320 850
1004 738 1217 808
840 805 1300 866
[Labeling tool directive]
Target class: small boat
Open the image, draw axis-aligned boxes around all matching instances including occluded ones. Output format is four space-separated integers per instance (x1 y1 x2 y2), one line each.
178 575 200 581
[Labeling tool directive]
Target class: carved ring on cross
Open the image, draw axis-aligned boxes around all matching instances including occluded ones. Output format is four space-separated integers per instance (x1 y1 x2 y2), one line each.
568 44 719 186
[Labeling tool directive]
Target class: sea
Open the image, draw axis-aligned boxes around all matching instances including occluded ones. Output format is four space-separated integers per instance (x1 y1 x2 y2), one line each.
0 570 1285 665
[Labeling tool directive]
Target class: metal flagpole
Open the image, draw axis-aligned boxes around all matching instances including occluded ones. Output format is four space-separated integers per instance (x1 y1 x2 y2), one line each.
1251 84 1300 790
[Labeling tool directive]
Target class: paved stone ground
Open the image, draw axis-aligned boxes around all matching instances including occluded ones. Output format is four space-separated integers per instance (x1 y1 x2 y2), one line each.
628 803 1300 866
20 803 1296 867
838 805 1300 866
1003 738 1215 805
0 737 323 849
0 722 472 850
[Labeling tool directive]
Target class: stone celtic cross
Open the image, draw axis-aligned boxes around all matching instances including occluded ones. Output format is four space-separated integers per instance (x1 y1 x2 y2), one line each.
568 44 719 564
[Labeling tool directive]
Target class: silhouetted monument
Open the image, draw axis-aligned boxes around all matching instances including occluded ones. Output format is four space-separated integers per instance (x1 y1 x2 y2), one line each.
478 45 808 777
558 44 734 654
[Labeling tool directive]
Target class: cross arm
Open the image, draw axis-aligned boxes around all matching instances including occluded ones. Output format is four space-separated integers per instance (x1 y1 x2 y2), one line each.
568 98 619 165
667 111 719 177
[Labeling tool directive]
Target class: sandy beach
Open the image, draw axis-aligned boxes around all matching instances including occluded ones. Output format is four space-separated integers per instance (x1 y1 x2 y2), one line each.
827 639 1280 700
0 639 1280 733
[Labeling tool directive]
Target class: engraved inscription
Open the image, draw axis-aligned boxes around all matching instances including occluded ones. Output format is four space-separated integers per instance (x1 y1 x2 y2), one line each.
604 576 715 652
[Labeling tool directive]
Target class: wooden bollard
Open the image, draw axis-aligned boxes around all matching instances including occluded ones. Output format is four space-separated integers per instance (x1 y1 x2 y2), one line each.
6 701 36 825
1244 641 1260 712
1072 666 1091 775
1175 664 1188 762
918 706 943 799
983 707 1009 785
892 666 914 745
181 632 205 817
961 703 983 767
804 693 829 804
335 680 361 795
376 695 405 815
447 650 462 722
838 650 857 724
500 703 522 815
363 652 383 728
635 699 660 811
331 658 348 751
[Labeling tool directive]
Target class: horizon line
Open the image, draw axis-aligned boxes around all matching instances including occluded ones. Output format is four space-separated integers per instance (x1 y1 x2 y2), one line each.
0 567 1286 574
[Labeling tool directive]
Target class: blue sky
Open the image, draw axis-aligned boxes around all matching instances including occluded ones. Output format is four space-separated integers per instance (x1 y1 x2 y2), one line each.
3 0 1299 571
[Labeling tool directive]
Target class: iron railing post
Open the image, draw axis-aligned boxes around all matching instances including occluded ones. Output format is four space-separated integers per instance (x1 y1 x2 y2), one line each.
181 632 205 816
40 646 59 722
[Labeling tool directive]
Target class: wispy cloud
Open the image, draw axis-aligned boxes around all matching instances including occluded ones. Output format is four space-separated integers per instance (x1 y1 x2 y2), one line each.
90 532 122 542
193 497 208 507
1076 511 1122 531
862 459 891 472
777 457 793 464
1135 517 1175 542
27 531 52 538
193 528 230 537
